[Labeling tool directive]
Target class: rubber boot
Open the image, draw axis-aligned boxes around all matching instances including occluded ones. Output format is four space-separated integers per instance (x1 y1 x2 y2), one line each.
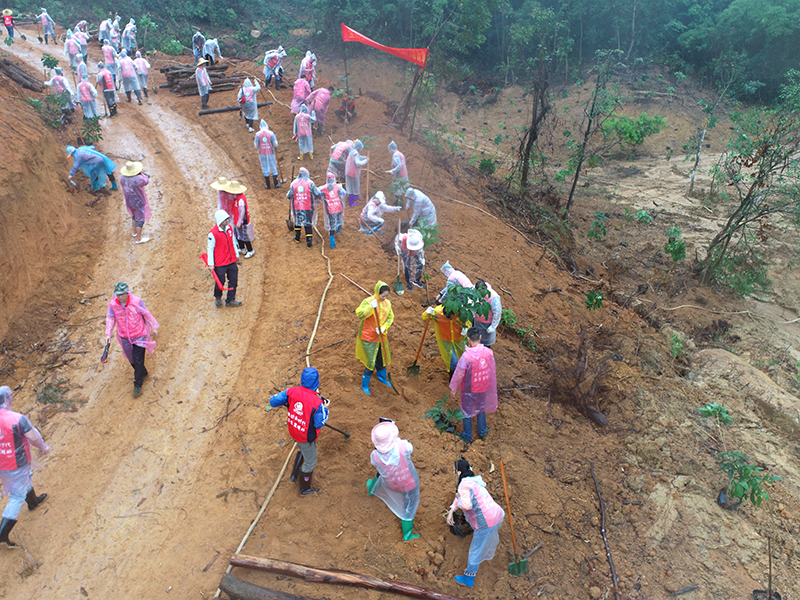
309 152 314 160
273 174 282 189
136 91 142 105
305 225 313 248
294 227 301 243
376 367 391 387
274 77 281 91
125 90 132 102
201 94 209 109
297 153 304 161
366 474 379 496
329 233 336 249
299 470 319 495
361 368 373 395
143 87 149 98
109 178 118 191
265 175 271 189
348 194 358 207
110 103 117 117
401 519 420 541
454 572 475 587
0 518 17 548
289 451 304 483
25 488 47 511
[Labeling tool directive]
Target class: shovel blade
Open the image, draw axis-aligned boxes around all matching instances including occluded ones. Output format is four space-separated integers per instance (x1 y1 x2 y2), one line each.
387 371 400 395
508 557 528 576
406 362 420 377
394 280 405 295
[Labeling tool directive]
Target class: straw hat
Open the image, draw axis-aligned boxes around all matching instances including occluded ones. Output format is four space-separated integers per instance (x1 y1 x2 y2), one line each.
371 421 399 453
197 58 209 66
209 176 230 191
120 161 143 177
225 180 247 194
2 9 12 16
406 230 424 251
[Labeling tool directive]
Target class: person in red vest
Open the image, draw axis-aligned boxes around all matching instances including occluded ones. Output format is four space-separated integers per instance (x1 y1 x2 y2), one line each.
206 210 241 307
286 167 321 248
320 172 346 249
269 368 330 495
105 282 159 396
96 61 117 117
0 386 51 547
2 9 15 39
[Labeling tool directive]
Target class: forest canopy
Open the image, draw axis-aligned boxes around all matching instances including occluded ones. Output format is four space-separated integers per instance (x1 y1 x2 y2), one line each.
10 0 800 97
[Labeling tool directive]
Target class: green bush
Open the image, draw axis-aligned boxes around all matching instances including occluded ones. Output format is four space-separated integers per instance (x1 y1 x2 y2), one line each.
478 158 497 175
602 112 667 147
585 291 604 310
718 451 781 506
634 209 653 224
587 212 608 241
664 226 686 262
162 39 185 55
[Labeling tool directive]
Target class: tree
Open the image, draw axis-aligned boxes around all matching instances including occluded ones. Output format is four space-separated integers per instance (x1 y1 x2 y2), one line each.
699 70 800 287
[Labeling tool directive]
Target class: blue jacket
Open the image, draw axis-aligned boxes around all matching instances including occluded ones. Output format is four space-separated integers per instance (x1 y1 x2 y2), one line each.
269 367 329 430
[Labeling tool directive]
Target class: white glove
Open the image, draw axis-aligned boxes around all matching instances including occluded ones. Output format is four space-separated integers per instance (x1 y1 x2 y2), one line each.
460 328 468 336
375 326 386 335
370 299 378 309
426 306 435 315
486 325 496 334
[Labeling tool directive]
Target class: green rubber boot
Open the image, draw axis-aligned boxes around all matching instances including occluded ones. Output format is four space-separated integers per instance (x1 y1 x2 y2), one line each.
366 474 378 496
401 519 419 541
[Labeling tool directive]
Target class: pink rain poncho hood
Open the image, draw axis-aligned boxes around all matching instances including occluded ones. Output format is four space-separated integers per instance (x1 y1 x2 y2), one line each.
449 343 498 418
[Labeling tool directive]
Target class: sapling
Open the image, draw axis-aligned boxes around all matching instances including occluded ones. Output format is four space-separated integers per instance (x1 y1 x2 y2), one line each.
424 395 466 457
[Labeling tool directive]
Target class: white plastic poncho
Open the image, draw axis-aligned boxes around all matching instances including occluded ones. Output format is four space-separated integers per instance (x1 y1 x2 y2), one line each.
345 140 368 196
293 104 316 154
405 188 437 227
238 77 261 121
254 120 279 176
320 172 346 232
359 191 401 233
370 438 420 520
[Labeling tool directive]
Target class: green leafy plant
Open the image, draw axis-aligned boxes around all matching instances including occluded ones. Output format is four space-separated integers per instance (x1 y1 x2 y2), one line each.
698 402 733 426
41 52 59 72
161 39 184 55
717 451 781 506
3 36 13 47
585 291 604 310
414 221 440 247
442 284 490 325
587 212 608 241
601 112 667 148
24 94 67 128
478 158 497 175
664 226 686 262
138 14 157 49
634 209 653 224
424 395 466 455
80 116 104 145
670 333 685 359
499 309 536 350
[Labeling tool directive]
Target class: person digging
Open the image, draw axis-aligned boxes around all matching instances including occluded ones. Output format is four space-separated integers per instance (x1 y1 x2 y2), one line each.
269 367 330 495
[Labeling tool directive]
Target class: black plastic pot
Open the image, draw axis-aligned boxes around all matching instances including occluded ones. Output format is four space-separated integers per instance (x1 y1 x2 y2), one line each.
753 590 781 600
716 488 741 511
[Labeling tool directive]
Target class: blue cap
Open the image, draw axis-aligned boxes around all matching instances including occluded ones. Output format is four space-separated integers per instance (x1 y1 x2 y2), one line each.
300 367 320 391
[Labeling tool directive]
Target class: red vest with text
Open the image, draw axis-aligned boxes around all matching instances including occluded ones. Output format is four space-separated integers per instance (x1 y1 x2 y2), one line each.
323 184 343 215
3 15 12 26
66 38 79 55
52 75 67 94
330 141 352 162
257 130 274 155
267 54 280 69
209 225 237 267
393 150 408 178
98 69 114 91
291 179 312 211
78 81 94 102
0 409 31 470
286 387 323 443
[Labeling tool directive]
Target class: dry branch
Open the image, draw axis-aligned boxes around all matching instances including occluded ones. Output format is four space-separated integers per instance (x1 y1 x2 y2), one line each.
220 573 321 600
590 463 621 600
229 556 468 600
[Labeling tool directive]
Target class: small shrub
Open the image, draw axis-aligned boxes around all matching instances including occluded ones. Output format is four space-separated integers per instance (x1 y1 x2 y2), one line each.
479 158 496 176
414 221 440 246
717 451 781 506
699 402 733 426
587 212 608 241
442 284 490 325
664 226 686 262
670 333 685 359
634 209 653 224
424 396 466 454
80 116 103 145
4 36 13 47
499 309 536 350
41 52 59 71
585 291 604 310
161 39 184 55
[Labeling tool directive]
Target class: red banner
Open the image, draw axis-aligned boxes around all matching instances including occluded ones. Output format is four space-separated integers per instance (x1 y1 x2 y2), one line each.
341 24 428 68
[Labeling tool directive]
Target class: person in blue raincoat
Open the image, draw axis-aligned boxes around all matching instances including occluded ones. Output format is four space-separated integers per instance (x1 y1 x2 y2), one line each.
66 145 117 192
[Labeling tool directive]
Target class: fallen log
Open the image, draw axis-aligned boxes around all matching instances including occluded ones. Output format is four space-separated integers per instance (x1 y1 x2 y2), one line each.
159 64 229 75
229 555 468 600
177 84 238 97
0 59 44 92
220 574 320 600
199 102 272 116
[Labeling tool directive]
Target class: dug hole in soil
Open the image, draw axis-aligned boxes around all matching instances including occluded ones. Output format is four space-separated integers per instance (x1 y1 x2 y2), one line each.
1 24 800 600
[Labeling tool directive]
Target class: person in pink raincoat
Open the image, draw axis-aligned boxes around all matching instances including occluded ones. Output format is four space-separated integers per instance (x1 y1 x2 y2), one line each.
120 161 151 244
105 282 159 397
437 260 473 303
305 86 331 135
290 73 311 114
449 327 497 443
293 104 316 160
445 457 504 588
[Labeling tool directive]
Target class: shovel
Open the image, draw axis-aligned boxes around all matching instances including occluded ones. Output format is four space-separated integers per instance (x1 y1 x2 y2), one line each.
199 253 233 290
372 304 399 395
407 317 431 377
394 220 404 295
285 166 295 232
500 460 528 576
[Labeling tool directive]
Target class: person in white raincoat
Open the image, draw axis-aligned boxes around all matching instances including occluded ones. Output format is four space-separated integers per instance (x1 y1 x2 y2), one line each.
254 120 280 189
237 77 261 132
359 191 400 237
319 172 346 249
365 420 420 541
293 104 316 160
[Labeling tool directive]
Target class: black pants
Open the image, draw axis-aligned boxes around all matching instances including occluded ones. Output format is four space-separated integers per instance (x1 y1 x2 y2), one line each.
237 239 253 253
131 344 147 387
213 263 238 302
204 53 215 66
374 346 385 371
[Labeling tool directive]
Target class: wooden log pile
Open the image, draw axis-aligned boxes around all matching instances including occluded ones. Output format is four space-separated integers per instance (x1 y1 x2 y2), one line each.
0 58 44 92
158 63 247 97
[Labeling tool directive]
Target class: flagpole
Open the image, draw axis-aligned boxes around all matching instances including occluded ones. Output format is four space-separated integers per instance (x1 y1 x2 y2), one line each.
342 36 350 137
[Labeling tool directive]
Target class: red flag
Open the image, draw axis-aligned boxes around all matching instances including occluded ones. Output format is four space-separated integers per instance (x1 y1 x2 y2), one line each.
341 24 428 68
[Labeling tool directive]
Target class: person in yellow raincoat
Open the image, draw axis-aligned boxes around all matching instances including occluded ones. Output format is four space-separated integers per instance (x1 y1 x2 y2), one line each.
422 304 470 380
356 281 394 395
